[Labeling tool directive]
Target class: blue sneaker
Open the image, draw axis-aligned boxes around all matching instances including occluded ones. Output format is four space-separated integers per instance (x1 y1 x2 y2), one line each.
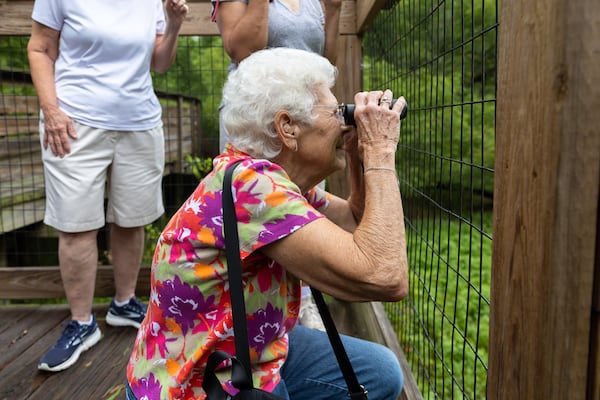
106 296 147 329
38 316 102 372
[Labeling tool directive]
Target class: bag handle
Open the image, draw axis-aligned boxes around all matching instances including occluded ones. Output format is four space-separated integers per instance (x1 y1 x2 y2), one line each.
203 350 253 399
220 160 368 400
222 160 253 379
311 288 368 399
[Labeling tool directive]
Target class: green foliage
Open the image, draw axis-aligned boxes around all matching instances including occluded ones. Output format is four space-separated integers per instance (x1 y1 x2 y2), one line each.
185 154 214 181
142 154 213 264
143 222 164 265
366 1 498 398
151 36 230 143
0 37 30 70
387 211 492 399
363 0 497 204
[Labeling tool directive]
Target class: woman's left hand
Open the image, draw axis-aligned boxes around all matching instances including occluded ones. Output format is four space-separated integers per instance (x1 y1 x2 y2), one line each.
165 0 189 27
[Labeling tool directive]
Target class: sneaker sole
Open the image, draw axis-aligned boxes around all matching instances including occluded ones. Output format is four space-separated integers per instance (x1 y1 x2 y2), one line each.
105 312 142 329
38 327 102 372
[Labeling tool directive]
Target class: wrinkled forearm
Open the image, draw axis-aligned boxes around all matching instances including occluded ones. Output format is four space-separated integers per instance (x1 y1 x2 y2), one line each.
27 27 60 114
351 162 408 299
152 22 183 73
29 52 59 114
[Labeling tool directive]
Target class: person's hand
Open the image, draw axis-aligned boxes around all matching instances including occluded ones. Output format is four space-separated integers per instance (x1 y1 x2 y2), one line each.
353 90 406 158
165 0 189 28
42 107 77 158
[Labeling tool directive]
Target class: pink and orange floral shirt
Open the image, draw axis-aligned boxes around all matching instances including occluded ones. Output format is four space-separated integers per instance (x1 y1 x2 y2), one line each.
127 146 329 399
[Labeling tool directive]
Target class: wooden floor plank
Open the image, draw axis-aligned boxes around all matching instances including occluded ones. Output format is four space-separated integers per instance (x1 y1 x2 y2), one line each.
0 306 66 371
0 304 138 400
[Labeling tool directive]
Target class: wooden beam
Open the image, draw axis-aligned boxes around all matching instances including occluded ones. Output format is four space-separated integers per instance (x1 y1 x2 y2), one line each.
355 0 388 34
0 0 218 36
0 266 151 299
329 9 362 199
488 0 600 398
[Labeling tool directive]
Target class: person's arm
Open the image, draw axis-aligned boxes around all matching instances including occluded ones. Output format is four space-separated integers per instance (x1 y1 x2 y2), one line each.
322 0 342 64
262 92 408 302
152 0 189 73
215 0 270 64
318 129 364 232
27 21 76 157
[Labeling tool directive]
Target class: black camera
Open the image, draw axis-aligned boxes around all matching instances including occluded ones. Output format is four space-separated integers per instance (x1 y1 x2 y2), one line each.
342 99 408 127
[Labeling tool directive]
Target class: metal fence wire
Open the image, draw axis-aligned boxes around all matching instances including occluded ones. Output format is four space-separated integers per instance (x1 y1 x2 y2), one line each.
361 0 498 398
2 4 497 396
0 36 229 267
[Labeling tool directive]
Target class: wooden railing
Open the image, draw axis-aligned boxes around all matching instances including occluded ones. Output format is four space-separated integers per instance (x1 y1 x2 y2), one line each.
0 2 423 400
0 71 201 234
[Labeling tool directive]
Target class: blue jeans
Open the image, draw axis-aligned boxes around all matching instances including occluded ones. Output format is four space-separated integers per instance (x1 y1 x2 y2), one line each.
126 326 403 400
125 380 136 400
272 326 403 400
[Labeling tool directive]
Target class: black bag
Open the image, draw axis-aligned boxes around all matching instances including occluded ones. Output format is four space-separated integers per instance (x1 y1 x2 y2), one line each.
203 351 284 400
202 160 368 400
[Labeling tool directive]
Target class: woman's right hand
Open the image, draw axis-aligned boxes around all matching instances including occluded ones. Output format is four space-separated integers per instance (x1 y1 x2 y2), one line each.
42 107 77 158
353 90 406 166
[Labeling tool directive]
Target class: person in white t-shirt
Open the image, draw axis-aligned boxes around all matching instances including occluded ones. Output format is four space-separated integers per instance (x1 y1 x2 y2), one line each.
26 0 188 372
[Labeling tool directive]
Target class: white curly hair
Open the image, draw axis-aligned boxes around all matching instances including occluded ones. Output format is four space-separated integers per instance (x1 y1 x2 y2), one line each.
221 47 338 159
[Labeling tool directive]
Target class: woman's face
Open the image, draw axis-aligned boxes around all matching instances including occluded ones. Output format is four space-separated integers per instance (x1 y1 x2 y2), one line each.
296 86 351 179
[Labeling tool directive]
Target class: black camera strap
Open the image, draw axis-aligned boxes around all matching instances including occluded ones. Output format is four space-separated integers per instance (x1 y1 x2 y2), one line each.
223 160 368 399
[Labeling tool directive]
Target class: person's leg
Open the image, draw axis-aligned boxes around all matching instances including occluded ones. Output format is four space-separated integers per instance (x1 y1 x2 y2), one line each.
39 229 103 371
38 121 110 371
107 125 164 301
110 224 144 303
271 379 291 399
125 381 138 400
58 230 99 322
281 325 403 400
105 126 164 328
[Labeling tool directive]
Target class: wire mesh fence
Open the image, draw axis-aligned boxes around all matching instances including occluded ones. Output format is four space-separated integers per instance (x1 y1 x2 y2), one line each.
361 0 498 398
2 3 498 395
0 35 229 268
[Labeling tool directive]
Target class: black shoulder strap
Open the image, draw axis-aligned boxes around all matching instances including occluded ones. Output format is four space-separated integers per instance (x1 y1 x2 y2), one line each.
310 288 368 399
222 160 368 399
223 160 253 386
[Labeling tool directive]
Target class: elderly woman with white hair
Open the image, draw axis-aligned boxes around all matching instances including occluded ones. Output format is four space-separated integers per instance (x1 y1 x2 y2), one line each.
126 47 409 400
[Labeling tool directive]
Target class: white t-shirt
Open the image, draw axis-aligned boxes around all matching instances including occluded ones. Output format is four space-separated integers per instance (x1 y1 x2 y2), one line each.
32 0 166 131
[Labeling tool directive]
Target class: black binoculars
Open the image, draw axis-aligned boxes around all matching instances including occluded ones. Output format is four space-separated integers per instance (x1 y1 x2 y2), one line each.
342 99 408 127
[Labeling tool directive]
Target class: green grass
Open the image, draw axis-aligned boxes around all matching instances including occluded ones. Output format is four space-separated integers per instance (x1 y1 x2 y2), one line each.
386 211 492 399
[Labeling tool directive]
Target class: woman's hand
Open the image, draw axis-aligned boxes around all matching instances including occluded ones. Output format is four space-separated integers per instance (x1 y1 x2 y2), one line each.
42 107 77 158
165 0 189 29
353 90 406 166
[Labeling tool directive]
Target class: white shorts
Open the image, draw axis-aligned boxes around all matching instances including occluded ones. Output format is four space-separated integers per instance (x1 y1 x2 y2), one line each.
42 121 165 232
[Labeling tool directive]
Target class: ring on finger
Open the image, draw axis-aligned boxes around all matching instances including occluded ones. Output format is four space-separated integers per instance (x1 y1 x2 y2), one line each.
381 97 391 103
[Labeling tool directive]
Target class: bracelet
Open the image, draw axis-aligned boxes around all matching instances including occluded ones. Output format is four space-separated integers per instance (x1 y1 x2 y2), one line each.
363 167 397 174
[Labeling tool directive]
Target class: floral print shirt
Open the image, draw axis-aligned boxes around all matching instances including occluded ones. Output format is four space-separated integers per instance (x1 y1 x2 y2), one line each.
127 146 329 399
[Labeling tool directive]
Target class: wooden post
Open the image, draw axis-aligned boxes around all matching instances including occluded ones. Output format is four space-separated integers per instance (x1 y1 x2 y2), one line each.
177 95 184 173
488 0 600 398
329 0 363 198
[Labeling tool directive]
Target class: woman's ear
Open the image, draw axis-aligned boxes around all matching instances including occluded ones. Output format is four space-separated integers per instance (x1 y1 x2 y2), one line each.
274 110 298 152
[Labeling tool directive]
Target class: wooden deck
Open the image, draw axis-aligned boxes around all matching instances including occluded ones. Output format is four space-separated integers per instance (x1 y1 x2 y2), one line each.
0 303 135 400
0 303 422 400
0 267 422 400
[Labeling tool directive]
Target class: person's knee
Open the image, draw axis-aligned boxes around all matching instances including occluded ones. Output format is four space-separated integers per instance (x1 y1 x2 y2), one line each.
369 344 404 399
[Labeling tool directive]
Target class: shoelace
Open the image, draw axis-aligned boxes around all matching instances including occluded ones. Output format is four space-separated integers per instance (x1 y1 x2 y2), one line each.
122 298 145 314
56 321 85 348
